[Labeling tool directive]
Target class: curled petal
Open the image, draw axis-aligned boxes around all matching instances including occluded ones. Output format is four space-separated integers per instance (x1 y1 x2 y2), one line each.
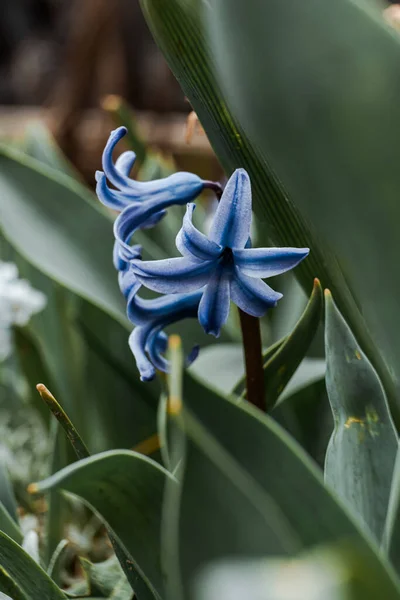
102 126 205 198
96 171 166 228
230 267 282 317
176 203 222 261
146 328 169 373
127 288 203 326
129 326 157 382
131 256 215 294
209 168 252 249
96 171 134 211
114 191 206 259
113 239 141 272
146 330 200 373
233 247 310 278
198 264 232 337
128 293 201 381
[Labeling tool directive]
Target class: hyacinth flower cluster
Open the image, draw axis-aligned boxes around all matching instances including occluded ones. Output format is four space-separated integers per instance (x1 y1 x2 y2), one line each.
96 127 309 381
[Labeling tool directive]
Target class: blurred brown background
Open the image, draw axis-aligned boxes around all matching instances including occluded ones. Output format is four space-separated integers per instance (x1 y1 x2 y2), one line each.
0 0 220 182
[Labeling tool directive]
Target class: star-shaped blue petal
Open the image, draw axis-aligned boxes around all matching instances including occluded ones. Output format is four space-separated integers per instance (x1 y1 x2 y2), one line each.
130 169 309 337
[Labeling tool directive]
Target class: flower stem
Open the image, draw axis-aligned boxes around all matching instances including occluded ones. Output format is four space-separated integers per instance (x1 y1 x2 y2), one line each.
238 309 265 411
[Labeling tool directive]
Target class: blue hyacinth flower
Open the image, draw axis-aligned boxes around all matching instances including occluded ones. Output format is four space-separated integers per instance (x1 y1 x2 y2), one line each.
130 169 309 337
129 290 202 381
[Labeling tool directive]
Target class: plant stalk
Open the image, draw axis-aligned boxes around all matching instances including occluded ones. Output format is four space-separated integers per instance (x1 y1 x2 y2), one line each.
238 309 265 411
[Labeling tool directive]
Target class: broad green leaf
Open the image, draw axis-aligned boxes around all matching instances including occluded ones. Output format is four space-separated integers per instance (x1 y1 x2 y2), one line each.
164 385 299 599
0 531 66 599
324 291 398 544
0 145 126 324
172 371 400 598
76 302 159 452
33 450 177 600
138 0 397 422
2 239 159 453
194 544 400 600
0 568 27 600
0 237 88 437
206 0 400 415
36 386 153 594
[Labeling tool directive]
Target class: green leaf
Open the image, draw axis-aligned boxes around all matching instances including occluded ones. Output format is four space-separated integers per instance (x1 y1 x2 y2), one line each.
0 567 27 600
260 278 323 407
23 122 78 179
188 344 245 396
76 301 159 452
324 291 398 544
2 239 159 454
0 502 22 544
0 531 66 599
272 372 330 467
33 450 177 600
0 145 126 324
138 0 398 424
205 0 400 416
0 462 18 524
171 372 400 598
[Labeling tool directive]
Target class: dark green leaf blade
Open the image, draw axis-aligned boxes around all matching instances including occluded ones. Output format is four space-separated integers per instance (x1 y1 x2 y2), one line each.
32 450 177 600
324 290 398 544
171 372 399 598
0 462 18 525
0 503 22 544
206 0 400 414
0 146 126 323
0 531 66 599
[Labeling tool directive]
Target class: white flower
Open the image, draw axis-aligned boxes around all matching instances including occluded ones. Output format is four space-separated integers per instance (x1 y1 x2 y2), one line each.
0 261 47 360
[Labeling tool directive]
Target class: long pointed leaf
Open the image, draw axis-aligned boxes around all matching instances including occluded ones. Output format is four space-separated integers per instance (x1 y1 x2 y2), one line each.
324 291 398 544
0 531 66 599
